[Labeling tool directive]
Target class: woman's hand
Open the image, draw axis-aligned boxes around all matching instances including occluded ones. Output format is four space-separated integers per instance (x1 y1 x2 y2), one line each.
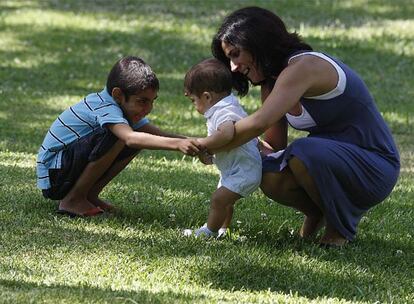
197 149 214 165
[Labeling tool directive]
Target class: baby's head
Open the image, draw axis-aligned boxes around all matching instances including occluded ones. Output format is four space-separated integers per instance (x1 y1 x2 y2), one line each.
106 56 159 124
184 58 232 114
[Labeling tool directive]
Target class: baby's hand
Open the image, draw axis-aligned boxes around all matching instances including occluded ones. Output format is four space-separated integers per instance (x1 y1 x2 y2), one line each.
197 150 213 165
178 138 201 156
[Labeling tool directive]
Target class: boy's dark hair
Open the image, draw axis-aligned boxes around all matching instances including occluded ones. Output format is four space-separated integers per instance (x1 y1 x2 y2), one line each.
184 58 232 97
106 56 159 98
212 6 312 96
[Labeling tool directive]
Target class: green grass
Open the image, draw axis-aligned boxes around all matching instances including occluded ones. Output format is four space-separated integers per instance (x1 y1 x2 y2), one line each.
0 0 413 303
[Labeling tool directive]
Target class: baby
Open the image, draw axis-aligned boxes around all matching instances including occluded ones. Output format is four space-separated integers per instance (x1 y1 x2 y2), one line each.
184 58 262 237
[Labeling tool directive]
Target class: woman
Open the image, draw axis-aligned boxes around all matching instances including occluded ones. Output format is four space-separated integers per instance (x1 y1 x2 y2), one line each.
211 7 400 247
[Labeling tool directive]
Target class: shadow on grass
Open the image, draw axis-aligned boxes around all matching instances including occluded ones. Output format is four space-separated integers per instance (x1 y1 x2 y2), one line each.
4 0 414 25
0 278 207 303
1 208 412 303
1 158 412 303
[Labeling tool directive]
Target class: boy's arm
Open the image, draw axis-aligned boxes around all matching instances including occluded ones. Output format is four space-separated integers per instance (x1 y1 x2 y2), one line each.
136 123 186 139
197 121 235 151
107 123 200 155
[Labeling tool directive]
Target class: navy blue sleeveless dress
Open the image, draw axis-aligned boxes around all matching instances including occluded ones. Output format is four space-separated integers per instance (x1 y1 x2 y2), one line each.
262 52 400 241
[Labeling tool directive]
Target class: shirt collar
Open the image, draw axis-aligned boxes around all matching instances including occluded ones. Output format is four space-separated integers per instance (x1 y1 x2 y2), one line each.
204 93 236 119
98 87 117 105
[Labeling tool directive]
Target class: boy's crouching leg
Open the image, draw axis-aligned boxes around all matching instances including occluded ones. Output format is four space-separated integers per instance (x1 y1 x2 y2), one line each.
87 146 140 212
59 140 128 216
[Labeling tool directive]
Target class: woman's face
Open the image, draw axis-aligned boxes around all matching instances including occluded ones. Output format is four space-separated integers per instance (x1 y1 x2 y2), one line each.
221 41 265 84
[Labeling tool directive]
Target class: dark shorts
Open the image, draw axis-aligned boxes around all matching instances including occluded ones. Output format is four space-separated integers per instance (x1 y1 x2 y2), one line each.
42 128 139 200
262 137 399 241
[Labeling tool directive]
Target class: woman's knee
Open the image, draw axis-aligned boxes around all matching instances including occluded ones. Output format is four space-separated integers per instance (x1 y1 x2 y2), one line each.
288 156 308 177
260 171 293 200
260 173 277 197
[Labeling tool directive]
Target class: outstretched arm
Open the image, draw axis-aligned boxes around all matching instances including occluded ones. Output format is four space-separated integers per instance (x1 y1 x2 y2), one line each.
107 123 201 155
212 55 334 152
197 120 235 151
136 123 187 139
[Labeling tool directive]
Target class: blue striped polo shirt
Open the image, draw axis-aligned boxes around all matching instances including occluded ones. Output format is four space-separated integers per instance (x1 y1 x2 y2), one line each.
36 88 149 190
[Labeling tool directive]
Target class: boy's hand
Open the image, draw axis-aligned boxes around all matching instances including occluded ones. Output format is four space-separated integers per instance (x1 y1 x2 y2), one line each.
177 138 201 155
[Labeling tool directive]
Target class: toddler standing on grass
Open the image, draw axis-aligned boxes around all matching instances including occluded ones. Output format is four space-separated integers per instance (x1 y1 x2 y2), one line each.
37 56 201 217
184 58 262 237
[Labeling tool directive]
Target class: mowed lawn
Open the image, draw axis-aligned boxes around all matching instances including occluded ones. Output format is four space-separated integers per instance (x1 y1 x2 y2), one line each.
0 0 413 303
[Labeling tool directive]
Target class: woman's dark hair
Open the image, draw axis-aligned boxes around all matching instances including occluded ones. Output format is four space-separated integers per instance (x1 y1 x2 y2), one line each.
184 58 232 97
106 56 159 99
212 6 312 96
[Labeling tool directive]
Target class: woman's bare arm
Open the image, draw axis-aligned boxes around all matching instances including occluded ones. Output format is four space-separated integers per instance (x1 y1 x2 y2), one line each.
214 56 334 152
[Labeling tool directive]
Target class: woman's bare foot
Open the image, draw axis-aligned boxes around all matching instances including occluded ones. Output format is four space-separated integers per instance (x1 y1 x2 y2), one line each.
299 215 325 238
319 222 348 247
88 196 115 212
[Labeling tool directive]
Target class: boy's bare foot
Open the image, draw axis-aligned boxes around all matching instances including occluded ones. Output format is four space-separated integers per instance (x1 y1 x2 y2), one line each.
88 197 115 212
299 215 325 238
58 198 102 216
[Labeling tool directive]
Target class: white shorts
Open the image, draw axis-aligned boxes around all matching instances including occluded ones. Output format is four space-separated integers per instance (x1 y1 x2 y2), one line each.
218 160 262 197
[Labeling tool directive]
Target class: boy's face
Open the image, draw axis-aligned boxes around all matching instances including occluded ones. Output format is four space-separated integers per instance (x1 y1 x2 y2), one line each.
119 88 158 124
186 92 211 115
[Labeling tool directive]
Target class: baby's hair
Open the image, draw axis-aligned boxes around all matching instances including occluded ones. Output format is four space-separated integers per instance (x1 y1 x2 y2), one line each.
184 58 232 97
106 56 159 98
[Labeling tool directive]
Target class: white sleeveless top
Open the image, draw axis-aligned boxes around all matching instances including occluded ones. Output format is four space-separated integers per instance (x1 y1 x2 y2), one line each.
285 52 347 129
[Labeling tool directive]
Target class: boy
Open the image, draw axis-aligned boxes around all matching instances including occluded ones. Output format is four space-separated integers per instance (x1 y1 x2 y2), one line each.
37 56 200 217
184 58 262 237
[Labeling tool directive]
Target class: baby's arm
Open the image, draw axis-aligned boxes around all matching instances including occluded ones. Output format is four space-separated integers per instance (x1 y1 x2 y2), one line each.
108 123 200 155
197 121 235 151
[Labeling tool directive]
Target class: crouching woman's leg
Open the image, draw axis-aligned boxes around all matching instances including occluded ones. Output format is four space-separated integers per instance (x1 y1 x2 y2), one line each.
260 165 325 239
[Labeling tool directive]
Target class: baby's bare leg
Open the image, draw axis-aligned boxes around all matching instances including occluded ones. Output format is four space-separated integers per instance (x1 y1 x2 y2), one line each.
207 187 241 232
221 204 234 229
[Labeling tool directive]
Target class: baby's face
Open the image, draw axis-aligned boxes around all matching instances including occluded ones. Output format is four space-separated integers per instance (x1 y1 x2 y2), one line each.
186 92 211 115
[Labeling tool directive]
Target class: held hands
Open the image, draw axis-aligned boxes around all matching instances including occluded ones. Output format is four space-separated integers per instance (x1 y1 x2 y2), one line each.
177 138 202 155
197 149 214 165
176 137 214 162
195 138 213 165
